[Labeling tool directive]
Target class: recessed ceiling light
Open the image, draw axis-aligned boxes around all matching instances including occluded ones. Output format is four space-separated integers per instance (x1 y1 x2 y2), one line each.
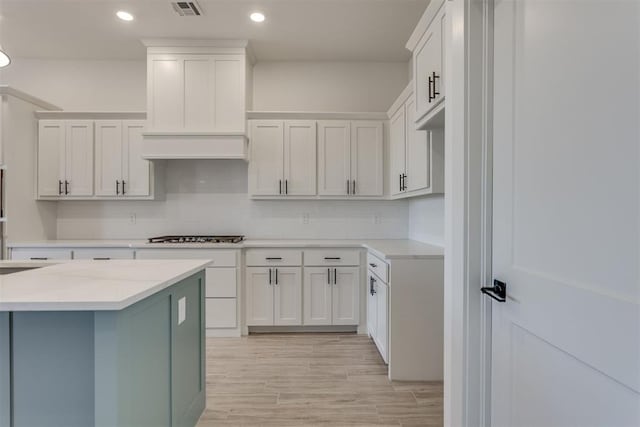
250 12 265 23
116 10 134 21
0 49 10 68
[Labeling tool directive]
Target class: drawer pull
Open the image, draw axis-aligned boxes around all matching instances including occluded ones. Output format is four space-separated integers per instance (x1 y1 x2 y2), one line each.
369 263 378 268
93 257 111 260
30 257 48 260
324 257 341 260
265 257 282 261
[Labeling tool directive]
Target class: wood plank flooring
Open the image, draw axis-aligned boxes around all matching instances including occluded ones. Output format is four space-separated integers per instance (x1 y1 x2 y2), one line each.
197 333 443 426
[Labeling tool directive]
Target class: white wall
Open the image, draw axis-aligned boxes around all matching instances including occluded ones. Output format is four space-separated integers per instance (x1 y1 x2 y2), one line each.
0 58 146 111
253 61 409 112
408 195 444 246
56 160 409 239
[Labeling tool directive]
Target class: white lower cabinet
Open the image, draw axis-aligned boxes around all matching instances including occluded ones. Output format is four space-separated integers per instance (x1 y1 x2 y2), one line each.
303 267 334 325
9 248 72 260
72 248 134 260
246 266 302 326
205 299 237 329
332 267 360 325
367 268 389 363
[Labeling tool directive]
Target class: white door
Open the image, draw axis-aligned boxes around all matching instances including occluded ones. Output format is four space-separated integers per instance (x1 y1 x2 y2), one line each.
273 267 302 326
284 120 316 196
317 121 351 196
94 120 122 197
366 272 377 338
389 105 406 196
405 96 430 192
64 121 94 196
303 267 333 326
350 121 383 197
332 267 360 325
413 5 444 120
375 279 388 364
122 121 150 197
491 1 640 426
37 120 65 197
249 121 284 196
245 267 274 326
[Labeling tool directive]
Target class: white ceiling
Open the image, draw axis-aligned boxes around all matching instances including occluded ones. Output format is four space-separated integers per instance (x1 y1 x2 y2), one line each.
0 0 430 62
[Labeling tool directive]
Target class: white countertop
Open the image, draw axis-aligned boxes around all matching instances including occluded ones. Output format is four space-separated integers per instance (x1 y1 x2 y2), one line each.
7 239 444 260
0 259 211 312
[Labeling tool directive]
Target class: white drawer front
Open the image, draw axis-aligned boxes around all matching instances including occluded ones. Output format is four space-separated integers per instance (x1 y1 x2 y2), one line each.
135 249 237 267
367 252 388 283
304 249 360 266
206 268 237 298
10 248 72 261
245 249 302 266
205 298 237 328
73 248 134 260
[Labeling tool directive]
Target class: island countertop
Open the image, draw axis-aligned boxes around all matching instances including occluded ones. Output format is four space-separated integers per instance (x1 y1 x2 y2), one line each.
0 259 211 311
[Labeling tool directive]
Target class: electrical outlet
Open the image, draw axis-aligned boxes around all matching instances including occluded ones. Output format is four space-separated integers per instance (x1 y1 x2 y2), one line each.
302 213 310 224
129 213 137 224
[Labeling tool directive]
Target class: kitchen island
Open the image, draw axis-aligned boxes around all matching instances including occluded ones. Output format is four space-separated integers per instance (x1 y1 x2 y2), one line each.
0 259 210 427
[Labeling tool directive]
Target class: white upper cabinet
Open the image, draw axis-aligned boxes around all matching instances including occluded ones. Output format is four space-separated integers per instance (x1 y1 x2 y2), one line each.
146 48 247 133
249 121 284 196
318 120 384 198
38 117 152 200
38 120 94 198
284 121 316 196
408 0 446 127
404 97 430 192
389 106 407 196
96 120 151 198
318 121 351 196
249 120 317 197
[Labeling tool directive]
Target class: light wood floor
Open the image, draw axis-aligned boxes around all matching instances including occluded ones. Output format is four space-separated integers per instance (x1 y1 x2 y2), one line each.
197 333 443 426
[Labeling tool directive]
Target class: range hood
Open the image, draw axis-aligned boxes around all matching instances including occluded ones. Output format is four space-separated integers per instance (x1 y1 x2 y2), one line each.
140 39 253 160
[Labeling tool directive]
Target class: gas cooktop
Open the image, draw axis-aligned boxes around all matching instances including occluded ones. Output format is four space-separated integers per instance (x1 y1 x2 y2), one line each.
148 235 245 244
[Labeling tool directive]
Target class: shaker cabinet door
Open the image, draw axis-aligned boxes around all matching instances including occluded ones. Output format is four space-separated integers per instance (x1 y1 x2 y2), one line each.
37 120 65 197
350 121 384 197
94 120 122 196
317 121 351 196
249 121 284 196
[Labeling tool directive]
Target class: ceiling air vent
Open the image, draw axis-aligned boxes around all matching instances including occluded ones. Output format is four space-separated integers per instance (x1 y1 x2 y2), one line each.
171 1 203 16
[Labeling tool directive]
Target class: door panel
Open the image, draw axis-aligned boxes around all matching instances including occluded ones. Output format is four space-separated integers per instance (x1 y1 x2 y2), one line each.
94 120 122 197
491 1 640 425
37 120 65 197
303 267 332 325
317 121 351 196
273 267 302 326
122 121 150 197
245 268 274 326
405 97 430 192
249 121 284 196
332 267 360 325
284 121 316 196
214 57 245 132
375 280 388 363
389 105 406 196
65 121 94 196
148 56 183 130
184 57 214 131
366 272 377 338
350 121 383 197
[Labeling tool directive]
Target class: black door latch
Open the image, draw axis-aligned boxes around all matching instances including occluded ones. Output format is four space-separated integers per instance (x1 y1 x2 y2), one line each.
481 280 507 302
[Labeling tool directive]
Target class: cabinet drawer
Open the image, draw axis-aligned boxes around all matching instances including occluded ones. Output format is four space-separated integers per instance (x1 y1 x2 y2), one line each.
205 268 237 298
73 248 134 260
245 249 302 266
10 248 72 261
304 249 360 266
367 252 388 283
205 299 237 328
135 249 237 267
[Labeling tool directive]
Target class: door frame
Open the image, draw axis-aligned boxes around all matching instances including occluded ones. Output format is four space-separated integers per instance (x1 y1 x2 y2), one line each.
444 0 494 426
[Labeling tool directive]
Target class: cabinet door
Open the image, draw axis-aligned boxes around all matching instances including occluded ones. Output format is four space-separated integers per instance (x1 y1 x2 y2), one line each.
249 121 284 196
147 55 183 130
367 272 378 338
350 121 384 197
94 120 122 197
303 267 333 326
413 6 444 121
389 106 407 196
37 120 65 197
122 121 151 197
65 121 94 196
332 267 360 325
405 96 430 192
245 267 274 326
317 121 351 196
375 280 389 364
183 56 214 131
212 55 245 132
284 121 316 196
273 267 302 326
